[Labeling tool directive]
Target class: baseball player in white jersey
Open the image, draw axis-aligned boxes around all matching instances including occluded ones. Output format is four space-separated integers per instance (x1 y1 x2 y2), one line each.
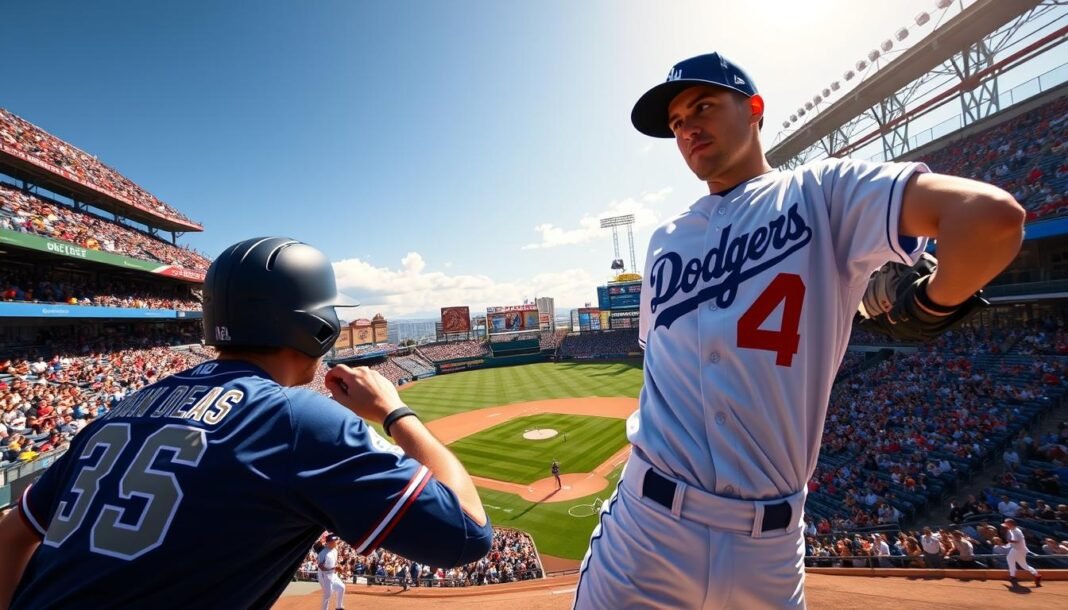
317 534 345 610
1002 518 1042 587
574 52 1025 608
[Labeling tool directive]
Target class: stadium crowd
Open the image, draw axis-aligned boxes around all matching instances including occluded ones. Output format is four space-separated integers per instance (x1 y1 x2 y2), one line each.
557 329 640 359
804 521 1068 569
808 333 1062 532
0 183 209 273
916 95 1068 222
417 340 489 362
0 108 198 225
539 329 569 351
331 343 397 359
1 341 208 466
1 264 200 311
298 528 543 587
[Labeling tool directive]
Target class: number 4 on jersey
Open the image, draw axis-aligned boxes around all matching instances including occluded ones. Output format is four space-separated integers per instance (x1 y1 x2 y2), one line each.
737 273 805 367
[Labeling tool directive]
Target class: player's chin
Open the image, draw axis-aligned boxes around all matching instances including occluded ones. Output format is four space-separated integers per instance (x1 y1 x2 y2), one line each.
687 157 719 180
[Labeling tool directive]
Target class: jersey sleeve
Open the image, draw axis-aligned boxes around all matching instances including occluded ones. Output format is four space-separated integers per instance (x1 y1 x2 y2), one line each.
818 158 931 285
284 389 493 567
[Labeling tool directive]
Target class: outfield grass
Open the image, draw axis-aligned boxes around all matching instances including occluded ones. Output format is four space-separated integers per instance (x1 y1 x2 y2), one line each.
480 464 623 561
398 361 643 422
448 414 627 484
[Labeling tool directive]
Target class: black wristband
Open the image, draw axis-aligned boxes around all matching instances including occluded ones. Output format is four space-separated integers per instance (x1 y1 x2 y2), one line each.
913 276 958 316
383 406 419 437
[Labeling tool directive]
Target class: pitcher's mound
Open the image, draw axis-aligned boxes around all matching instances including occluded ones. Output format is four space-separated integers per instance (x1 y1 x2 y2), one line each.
523 428 558 440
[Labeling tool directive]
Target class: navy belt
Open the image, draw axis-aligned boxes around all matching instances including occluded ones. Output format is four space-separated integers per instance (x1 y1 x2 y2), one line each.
642 468 792 532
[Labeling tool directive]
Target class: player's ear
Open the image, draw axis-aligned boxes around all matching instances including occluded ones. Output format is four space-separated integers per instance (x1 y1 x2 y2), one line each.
749 94 765 129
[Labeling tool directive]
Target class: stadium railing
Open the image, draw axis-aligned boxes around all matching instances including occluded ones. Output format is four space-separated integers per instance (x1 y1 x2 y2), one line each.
294 567 545 587
804 553 1068 570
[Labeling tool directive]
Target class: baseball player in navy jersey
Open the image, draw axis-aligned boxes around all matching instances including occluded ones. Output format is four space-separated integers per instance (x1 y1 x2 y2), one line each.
574 53 1025 608
0 236 492 609
318 534 345 610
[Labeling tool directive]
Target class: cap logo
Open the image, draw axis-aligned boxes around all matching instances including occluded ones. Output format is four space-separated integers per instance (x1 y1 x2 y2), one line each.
214 326 231 341
734 75 746 85
666 68 682 82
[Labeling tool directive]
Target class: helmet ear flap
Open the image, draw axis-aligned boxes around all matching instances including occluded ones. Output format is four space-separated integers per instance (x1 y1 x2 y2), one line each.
293 310 341 357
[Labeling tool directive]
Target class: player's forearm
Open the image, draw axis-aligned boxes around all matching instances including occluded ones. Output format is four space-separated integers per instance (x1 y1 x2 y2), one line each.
924 192 1024 307
390 418 488 526
0 510 38 609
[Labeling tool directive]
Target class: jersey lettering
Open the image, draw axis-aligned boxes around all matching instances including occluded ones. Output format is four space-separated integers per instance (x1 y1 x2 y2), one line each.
190 363 218 377
649 203 812 330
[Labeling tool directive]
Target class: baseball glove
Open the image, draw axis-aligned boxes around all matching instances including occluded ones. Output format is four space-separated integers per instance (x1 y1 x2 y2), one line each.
855 253 988 343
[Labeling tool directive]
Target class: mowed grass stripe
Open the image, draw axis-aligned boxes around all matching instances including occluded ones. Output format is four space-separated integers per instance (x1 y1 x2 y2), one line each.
449 414 627 484
478 464 625 560
398 362 643 422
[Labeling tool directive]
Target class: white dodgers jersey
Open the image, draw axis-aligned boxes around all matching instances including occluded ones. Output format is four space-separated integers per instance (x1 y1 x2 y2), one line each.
632 157 930 500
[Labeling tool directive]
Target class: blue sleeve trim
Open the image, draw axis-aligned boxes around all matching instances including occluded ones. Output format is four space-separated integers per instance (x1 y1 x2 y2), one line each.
885 165 916 265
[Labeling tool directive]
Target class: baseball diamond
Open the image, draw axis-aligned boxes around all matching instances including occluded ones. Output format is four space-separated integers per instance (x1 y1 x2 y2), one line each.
446 414 626 484
392 364 641 560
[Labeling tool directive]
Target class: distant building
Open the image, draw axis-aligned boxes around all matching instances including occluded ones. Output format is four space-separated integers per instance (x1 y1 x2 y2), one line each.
536 297 555 331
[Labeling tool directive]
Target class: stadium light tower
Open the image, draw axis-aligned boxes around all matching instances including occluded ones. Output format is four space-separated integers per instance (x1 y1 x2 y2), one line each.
600 214 637 275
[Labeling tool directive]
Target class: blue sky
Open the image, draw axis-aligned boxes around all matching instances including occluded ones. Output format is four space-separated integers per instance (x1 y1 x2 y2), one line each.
2 0 1059 317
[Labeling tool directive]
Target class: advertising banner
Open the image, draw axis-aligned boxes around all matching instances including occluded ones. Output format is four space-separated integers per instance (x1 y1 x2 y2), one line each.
0 302 191 319
486 304 539 334
0 229 205 283
486 304 538 314
354 327 374 345
440 306 471 333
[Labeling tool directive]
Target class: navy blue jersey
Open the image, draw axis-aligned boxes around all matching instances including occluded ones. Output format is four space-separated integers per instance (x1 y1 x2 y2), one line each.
12 359 492 609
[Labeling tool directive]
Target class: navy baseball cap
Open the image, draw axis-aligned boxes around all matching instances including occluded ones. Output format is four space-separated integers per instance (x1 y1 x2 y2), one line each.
326 534 340 542
632 52 759 138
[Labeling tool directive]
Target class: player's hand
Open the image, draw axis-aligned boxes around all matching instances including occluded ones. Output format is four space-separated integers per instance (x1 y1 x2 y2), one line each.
325 364 406 425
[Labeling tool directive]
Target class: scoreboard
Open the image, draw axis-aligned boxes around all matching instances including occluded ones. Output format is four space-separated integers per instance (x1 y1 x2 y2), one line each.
604 280 641 310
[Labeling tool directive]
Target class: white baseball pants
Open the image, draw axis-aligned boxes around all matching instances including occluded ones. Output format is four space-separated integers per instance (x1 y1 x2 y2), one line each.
1007 548 1038 578
574 455 807 609
318 571 345 610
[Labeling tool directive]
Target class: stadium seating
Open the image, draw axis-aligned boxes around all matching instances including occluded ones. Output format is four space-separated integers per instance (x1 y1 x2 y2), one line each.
1 343 209 467
394 354 436 378
557 329 640 359
296 528 543 586
915 95 1068 222
417 341 489 362
0 262 200 311
0 108 198 225
0 183 209 272
807 329 1065 534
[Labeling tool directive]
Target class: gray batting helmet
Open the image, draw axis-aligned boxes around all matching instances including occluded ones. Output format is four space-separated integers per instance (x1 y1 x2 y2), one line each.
202 236 358 358
631 52 759 138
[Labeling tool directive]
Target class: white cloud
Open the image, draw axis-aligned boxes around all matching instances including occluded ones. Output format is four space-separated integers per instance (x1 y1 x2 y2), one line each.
332 254 597 319
522 187 673 250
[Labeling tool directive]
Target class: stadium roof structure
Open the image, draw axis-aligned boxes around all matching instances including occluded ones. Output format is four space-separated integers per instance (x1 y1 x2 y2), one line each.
0 111 203 234
768 0 1062 168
